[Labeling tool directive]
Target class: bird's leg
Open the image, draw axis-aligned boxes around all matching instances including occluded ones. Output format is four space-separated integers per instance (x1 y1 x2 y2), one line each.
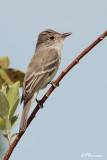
36 99 44 108
49 81 59 88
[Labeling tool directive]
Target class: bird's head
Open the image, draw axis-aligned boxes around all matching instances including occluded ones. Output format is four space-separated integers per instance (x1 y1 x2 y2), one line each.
36 29 72 50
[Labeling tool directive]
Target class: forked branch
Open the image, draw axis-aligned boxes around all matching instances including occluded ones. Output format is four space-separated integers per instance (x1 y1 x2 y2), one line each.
2 30 107 160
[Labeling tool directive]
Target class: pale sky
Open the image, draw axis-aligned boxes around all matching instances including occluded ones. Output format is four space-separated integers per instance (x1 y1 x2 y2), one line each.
0 0 107 159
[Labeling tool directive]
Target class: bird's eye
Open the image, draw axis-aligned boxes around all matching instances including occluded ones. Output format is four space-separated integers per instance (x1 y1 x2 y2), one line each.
50 36 54 40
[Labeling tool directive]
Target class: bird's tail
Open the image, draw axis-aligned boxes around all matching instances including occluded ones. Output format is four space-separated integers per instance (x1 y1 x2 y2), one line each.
19 99 32 133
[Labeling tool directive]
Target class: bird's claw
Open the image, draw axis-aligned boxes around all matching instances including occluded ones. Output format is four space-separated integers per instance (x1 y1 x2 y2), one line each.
36 99 43 108
50 81 59 88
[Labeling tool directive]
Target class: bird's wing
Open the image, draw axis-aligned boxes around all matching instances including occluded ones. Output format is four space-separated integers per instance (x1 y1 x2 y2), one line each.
22 49 60 103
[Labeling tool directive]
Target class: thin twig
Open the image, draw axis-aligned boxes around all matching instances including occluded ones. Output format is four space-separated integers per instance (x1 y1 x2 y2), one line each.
2 30 107 160
7 133 11 146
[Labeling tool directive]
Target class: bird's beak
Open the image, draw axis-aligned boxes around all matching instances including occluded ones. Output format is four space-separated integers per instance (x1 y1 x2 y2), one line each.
58 32 72 39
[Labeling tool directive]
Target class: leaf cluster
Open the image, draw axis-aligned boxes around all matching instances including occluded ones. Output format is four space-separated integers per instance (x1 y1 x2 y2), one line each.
0 82 20 139
0 56 24 142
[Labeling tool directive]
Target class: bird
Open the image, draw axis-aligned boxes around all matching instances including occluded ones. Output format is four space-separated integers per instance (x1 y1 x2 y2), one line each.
19 29 72 132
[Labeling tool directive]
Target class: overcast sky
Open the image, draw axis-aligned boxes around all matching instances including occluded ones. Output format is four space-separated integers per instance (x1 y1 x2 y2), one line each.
0 0 107 159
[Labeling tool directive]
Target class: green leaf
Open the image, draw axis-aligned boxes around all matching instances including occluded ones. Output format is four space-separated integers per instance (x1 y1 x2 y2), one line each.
0 68 25 87
0 57 10 69
0 77 5 89
0 118 6 130
0 132 8 139
5 119 11 132
0 91 9 119
1 84 7 95
0 118 12 132
7 81 20 119
11 132 18 138
9 98 20 120
11 115 19 129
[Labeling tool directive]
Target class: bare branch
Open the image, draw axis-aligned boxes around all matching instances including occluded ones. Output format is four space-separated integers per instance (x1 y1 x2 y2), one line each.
2 30 107 160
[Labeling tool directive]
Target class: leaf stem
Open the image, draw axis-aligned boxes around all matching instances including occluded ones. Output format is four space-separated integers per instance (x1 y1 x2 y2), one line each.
7 132 11 146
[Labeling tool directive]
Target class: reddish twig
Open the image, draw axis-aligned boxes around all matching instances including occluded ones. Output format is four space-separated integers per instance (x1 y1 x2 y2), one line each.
2 30 107 160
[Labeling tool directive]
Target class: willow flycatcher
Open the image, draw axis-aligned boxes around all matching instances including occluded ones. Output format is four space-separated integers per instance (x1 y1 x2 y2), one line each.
19 29 71 132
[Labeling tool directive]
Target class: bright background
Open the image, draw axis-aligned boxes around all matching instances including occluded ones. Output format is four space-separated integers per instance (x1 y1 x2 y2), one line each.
0 0 107 159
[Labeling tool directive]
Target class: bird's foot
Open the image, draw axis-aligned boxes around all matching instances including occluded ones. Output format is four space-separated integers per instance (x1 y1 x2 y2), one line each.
36 99 43 108
50 81 59 88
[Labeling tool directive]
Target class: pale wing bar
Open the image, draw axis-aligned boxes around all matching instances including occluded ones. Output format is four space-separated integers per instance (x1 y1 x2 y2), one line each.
23 51 60 103
25 57 59 93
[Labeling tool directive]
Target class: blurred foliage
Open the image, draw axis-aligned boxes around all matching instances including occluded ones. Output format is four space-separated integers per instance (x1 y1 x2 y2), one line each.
0 57 10 69
0 82 20 140
0 56 25 144
0 56 25 89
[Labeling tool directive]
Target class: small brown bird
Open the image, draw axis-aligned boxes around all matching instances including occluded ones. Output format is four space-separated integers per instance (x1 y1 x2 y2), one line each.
19 29 72 132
